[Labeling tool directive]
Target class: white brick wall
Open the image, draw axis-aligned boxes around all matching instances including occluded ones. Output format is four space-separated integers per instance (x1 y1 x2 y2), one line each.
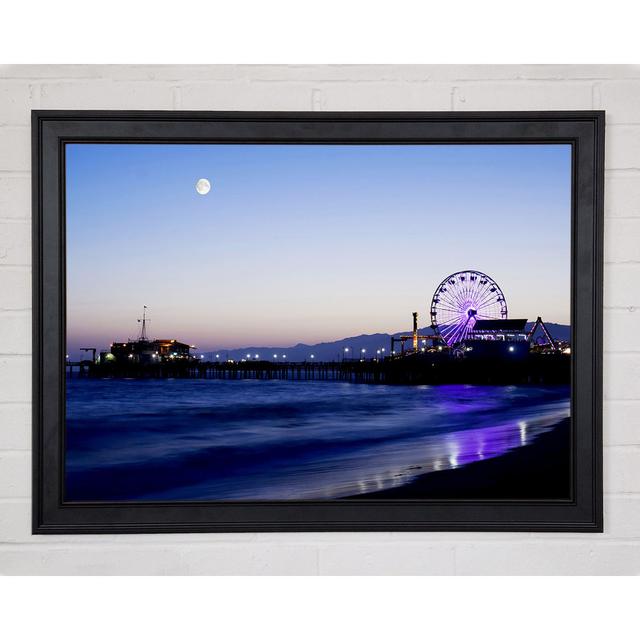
0 64 638 575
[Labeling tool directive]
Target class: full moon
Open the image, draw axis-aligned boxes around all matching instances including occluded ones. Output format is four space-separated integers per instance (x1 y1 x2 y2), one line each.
195 178 211 195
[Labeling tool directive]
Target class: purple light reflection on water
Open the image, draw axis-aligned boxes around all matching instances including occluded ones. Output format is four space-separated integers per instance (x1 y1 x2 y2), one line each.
346 409 567 498
65 379 570 501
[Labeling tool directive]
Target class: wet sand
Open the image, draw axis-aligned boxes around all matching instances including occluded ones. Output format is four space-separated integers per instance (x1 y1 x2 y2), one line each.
348 417 571 500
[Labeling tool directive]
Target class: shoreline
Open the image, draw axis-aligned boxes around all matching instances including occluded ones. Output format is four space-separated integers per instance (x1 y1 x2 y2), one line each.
345 417 571 500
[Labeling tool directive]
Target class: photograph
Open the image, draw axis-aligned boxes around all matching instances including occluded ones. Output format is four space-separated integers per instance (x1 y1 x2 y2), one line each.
64 142 572 502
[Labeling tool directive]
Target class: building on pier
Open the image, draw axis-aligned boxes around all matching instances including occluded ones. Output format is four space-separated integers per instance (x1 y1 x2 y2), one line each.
99 307 197 365
462 318 530 359
103 338 196 365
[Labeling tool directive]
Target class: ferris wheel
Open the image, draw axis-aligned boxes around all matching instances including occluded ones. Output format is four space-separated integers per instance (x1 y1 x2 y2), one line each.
430 270 508 346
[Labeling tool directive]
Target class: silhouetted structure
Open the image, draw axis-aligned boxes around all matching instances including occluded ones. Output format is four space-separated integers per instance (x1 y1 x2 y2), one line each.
99 307 197 365
104 338 195 365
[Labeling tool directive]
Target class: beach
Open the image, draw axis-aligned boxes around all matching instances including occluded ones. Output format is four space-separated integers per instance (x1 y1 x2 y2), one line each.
349 417 571 500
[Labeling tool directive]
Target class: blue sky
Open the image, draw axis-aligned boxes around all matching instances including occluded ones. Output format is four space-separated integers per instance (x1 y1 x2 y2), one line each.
66 143 571 353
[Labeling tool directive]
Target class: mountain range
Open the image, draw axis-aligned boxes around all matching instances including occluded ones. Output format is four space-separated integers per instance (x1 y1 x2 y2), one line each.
202 322 570 362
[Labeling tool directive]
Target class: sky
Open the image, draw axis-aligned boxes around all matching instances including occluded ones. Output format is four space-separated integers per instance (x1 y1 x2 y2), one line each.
66 143 571 355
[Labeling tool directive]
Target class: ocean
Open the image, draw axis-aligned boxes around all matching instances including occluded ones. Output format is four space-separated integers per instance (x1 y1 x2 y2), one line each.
65 378 570 501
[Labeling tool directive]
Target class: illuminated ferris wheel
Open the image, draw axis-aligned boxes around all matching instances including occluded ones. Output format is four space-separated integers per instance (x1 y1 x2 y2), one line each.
430 270 508 346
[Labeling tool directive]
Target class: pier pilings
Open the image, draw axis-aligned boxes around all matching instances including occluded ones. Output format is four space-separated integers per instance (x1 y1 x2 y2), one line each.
66 353 570 385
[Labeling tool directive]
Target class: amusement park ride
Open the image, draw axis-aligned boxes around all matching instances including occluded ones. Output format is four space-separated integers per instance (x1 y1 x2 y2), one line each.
392 269 562 357
67 268 567 385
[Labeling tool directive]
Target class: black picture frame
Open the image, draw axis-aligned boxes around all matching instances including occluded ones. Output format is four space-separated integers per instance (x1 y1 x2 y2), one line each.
32 110 604 534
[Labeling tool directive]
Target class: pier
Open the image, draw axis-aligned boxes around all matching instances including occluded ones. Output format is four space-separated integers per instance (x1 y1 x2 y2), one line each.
66 351 570 385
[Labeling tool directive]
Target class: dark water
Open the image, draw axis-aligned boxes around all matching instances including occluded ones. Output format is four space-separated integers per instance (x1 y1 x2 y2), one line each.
65 378 570 501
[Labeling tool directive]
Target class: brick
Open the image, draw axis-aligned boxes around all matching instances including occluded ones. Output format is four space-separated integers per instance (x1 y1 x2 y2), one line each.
4 64 640 83
605 218 640 263
0 543 319 575
605 309 640 352
1 65 109 80
605 173 640 218
604 446 640 493
0 545 187 575
179 81 316 111
180 544 318 575
0 128 30 172
0 311 30 354
0 451 30 498
311 82 452 111
604 401 640 445
604 263 640 307
605 354 640 401
247 65 433 83
318 543 455 575
453 82 593 111
597 81 640 124
0 176 30 219
39 81 174 111
455 542 640 575
604 495 640 538
0 221 30 266
606 125 640 170
1 64 241 82
444 65 640 82
0 82 35 126
0 356 30 403
0 403 30 450
0 500 30 542
0 267 30 310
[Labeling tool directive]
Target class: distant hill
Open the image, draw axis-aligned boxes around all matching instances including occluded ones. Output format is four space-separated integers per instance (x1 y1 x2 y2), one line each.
202 321 570 363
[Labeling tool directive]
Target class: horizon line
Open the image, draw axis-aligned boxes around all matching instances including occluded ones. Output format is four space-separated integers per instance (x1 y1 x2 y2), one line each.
67 319 570 352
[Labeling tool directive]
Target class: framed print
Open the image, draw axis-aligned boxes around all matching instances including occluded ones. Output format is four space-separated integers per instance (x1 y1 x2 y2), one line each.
32 110 604 533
